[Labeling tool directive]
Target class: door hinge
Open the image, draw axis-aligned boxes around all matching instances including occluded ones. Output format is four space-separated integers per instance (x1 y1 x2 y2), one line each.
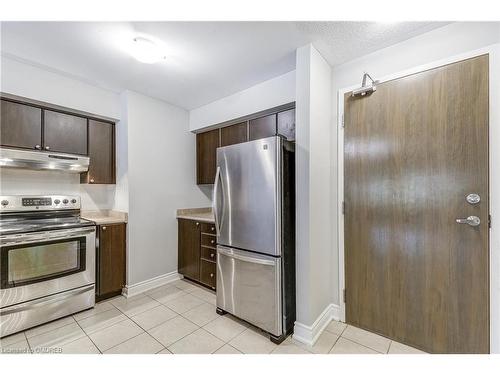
343 289 346 303
342 201 345 215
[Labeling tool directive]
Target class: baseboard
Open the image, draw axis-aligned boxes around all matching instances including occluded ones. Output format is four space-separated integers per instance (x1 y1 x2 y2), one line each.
293 303 342 346
122 271 181 298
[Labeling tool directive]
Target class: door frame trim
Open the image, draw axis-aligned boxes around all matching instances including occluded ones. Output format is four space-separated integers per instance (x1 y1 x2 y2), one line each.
337 44 499 352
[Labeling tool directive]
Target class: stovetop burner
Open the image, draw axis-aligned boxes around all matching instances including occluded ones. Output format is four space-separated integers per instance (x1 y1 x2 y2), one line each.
0 195 95 235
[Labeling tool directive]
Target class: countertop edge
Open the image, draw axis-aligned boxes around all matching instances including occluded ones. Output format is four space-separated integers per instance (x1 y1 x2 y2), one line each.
176 215 215 223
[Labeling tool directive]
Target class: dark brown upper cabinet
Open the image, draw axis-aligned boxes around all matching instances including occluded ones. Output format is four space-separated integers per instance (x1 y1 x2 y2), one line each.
277 109 296 141
249 114 277 141
0 99 42 150
196 129 220 185
220 121 248 147
43 110 88 155
81 120 115 184
195 104 294 185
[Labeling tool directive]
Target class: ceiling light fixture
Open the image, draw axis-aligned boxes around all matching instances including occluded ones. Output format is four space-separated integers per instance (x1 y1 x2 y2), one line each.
130 37 166 64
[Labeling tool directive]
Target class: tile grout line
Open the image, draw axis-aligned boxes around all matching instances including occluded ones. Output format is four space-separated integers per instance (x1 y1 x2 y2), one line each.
163 320 231 353
25 315 76 340
74 317 103 354
133 311 180 331
340 325 390 354
339 335 387 354
99 322 147 353
24 331 33 354
27 318 86 354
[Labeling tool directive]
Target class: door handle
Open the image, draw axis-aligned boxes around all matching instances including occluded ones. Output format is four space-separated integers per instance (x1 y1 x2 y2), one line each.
217 247 276 266
212 166 222 236
456 216 481 227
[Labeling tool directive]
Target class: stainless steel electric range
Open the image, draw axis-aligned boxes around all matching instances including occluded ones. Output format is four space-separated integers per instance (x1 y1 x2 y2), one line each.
0 195 96 337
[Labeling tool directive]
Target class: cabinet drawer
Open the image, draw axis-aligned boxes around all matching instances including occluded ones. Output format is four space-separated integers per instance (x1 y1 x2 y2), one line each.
200 222 216 234
201 233 217 248
201 247 217 262
200 260 216 289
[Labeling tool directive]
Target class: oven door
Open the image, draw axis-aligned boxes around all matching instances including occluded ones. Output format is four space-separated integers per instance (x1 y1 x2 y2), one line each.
0 226 95 308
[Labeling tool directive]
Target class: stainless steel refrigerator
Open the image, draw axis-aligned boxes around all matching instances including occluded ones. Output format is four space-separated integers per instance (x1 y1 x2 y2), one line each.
213 136 295 343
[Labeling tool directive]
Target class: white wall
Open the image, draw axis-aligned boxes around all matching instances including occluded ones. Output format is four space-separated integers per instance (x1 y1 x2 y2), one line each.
1 55 120 119
189 70 295 131
294 44 333 334
122 91 211 285
0 55 121 210
0 169 116 210
331 22 500 352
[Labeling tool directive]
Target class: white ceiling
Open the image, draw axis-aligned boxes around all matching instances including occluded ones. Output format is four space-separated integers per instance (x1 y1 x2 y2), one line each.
0 22 447 109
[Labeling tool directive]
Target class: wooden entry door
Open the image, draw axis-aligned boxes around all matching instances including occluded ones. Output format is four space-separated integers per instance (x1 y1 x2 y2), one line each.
344 55 489 353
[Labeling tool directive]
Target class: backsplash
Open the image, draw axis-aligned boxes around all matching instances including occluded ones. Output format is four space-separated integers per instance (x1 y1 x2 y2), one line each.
0 168 116 211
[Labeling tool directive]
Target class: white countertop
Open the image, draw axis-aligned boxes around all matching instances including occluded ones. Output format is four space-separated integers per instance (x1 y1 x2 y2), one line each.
81 210 128 225
176 207 214 223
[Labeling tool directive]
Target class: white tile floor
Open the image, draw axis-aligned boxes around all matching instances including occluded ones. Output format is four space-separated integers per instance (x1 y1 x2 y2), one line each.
0 279 426 354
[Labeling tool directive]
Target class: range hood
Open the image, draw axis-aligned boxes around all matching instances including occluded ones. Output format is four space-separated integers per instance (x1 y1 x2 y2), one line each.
0 148 89 173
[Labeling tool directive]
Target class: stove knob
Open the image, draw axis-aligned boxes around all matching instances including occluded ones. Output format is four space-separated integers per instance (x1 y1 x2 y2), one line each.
62 199 69 204
54 199 61 204
71 199 77 204
1 200 8 206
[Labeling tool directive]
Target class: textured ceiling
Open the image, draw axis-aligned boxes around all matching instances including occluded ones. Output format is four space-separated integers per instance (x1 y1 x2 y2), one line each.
0 22 447 109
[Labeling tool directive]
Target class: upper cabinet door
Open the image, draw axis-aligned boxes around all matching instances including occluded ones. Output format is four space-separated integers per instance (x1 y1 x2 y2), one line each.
0 99 42 150
277 109 295 141
196 129 220 185
81 120 115 184
220 122 247 147
249 114 277 141
43 110 88 155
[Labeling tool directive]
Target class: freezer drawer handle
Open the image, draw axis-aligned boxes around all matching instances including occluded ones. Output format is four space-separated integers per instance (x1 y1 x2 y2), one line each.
218 247 276 266
0 284 94 316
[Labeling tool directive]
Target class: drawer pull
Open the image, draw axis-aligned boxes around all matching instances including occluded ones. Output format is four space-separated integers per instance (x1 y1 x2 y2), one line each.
210 273 214 278
211 227 215 231
210 253 215 258
211 239 215 244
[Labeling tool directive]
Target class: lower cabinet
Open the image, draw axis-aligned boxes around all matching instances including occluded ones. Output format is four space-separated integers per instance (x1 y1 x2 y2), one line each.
178 219 216 290
96 223 126 301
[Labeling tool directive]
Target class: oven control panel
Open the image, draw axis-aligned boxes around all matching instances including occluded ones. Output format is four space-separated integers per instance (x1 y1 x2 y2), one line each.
0 195 80 212
22 197 53 206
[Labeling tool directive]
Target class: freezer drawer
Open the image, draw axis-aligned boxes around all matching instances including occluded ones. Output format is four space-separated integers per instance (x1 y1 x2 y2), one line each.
216 246 282 336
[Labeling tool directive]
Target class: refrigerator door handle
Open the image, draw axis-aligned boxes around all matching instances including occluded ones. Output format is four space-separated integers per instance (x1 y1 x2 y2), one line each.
213 166 222 236
217 247 276 266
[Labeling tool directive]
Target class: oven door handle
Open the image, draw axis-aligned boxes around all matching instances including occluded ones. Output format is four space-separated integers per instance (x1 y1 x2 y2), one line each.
0 284 94 316
46 227 96 239
1 227 95 245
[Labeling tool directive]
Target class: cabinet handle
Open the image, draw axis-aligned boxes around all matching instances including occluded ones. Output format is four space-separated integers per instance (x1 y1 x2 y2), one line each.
210 239 215 244
90 178 95 183
211 227 215 231
210 253 215 258
34 145 41 150
45 146 50 151
102 226 107 231
196 222 200 226
210 273 214 278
